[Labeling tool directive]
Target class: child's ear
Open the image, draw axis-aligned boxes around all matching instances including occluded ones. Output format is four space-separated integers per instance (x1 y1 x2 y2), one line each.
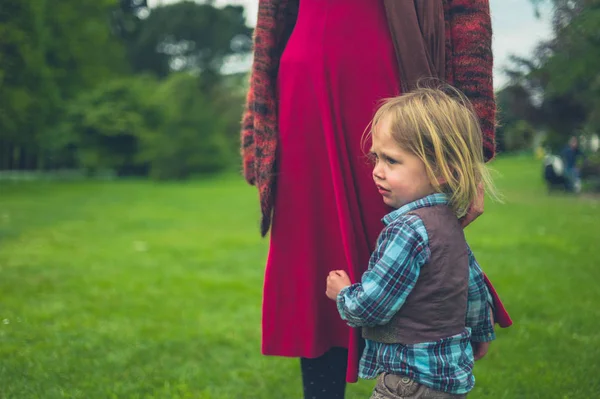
427 167 446 187
436 164 460 186
433 168 448 185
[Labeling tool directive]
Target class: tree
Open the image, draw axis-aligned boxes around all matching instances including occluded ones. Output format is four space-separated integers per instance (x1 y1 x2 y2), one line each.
43 0 129 101
137 73 236 179
501 0 600 151
124 1 252 78
0 0 130 170
54 76 160 176
0 0 252 175
0 0 57 169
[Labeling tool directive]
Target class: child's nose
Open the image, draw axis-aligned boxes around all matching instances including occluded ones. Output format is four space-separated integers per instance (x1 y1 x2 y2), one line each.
373 164 384 180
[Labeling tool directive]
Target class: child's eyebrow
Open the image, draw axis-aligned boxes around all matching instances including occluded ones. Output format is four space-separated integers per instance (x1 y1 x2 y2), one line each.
378 150 394 159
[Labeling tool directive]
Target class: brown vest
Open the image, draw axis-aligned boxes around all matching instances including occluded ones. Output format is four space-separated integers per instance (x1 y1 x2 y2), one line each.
362 205 469 345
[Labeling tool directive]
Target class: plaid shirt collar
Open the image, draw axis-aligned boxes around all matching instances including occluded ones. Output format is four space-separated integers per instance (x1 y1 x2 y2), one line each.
382 193 449 226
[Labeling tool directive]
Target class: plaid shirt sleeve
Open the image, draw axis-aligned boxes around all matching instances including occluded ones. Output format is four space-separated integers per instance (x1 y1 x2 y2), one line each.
336 218 430 328
466 246 496 342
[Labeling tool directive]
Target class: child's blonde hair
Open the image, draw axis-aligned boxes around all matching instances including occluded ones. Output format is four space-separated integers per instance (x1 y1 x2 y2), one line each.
366 86 498 218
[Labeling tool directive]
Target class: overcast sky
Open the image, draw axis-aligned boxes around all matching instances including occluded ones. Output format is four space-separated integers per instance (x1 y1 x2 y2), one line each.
147 0 552 89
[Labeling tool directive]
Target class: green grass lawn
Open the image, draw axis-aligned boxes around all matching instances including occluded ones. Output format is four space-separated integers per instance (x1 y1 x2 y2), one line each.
1 156 599 399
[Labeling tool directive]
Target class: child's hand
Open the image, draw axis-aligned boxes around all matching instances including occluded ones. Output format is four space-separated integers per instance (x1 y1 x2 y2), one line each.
460 182 484 229
472 341 490 361
473 308 494 361
326 270 351 300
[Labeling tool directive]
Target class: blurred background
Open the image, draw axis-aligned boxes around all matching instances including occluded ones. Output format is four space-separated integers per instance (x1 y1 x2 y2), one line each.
0 0 599 179
1 0 599 398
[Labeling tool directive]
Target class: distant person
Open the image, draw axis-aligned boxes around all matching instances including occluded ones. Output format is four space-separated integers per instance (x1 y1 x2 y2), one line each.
561 136 585 192
327 88 497 399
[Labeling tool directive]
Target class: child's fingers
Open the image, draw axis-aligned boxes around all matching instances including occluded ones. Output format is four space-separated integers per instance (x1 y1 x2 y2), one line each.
472 341 490 361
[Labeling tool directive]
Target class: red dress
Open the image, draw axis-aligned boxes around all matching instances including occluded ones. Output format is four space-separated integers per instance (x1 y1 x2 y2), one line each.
263 0 399 382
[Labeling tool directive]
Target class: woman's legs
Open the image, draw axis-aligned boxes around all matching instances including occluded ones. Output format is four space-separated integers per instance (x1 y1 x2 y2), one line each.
300 347 348 399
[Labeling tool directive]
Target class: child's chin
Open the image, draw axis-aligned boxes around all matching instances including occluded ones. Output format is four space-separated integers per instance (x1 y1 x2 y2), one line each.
383 198 398 208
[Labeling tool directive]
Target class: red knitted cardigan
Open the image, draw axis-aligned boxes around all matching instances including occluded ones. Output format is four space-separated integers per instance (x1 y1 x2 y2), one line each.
241 0 496 236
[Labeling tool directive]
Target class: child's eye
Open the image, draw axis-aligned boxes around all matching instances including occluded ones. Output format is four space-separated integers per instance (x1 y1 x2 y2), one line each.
385 156 398 165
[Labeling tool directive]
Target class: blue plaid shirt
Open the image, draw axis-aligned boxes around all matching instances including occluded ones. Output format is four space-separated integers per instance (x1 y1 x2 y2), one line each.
337 194 495 395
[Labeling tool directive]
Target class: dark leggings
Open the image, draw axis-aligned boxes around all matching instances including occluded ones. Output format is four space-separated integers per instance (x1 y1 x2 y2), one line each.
300 347 348 399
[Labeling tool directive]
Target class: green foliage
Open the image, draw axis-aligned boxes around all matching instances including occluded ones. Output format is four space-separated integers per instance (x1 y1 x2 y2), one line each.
0 0 58 145
503 0 600 147
0 0 128 168
125 1 252 77
502 120 536 152
46 72 245 179
0 0 250 177
43 0 128 100
138 73 239 179
56 76 159 175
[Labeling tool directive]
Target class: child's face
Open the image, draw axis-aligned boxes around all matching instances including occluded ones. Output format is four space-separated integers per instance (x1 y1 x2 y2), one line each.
370 117 436 209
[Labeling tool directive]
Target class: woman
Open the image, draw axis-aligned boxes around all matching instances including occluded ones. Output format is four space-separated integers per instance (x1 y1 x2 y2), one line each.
240 1 512 398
